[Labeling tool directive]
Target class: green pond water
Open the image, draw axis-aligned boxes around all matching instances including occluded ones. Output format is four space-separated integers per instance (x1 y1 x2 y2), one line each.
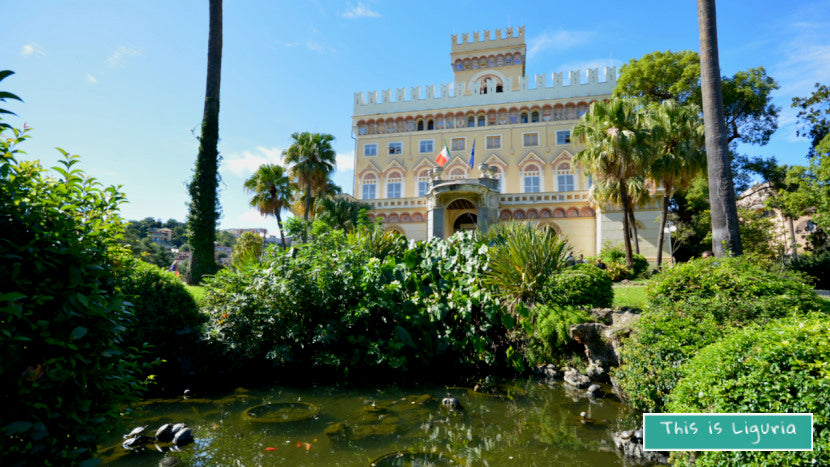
98 378 638 466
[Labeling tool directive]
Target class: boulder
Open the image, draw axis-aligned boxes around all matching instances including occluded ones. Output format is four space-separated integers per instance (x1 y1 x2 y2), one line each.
613 427 668 464
563 367 591 389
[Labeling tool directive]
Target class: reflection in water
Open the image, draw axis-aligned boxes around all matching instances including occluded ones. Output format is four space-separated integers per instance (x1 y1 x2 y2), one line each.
98 379 638 466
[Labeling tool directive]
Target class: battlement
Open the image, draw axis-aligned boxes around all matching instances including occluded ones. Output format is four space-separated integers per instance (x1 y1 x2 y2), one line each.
353 66 616 116
451 27 525 54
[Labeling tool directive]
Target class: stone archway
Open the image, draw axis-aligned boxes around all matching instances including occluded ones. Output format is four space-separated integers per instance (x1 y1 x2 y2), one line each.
453 212 478 233
446 198 477 236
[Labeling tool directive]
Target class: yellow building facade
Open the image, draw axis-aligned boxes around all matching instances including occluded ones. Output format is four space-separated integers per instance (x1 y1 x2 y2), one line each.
351 27 668 262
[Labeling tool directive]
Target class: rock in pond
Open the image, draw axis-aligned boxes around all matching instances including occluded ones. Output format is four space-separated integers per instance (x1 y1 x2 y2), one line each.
563 367 591 389
613 427 668 464
587 383 604 398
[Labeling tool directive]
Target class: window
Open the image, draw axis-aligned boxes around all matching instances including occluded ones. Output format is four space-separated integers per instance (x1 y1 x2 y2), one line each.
523 164 541 193
427 119 434 130
521 112 529 124
556 130 571 145
451 138 465 151
486 135 501 149
417 120 424 131
418 170 430 197
523 132 539 147
531 111 540 122
363 143 377 156
419 139 434 153
361 174 377 199
388 142 402 155
386 172 402 198
556 162 574 191
586 173 593 189
467 116 475 127
477 115 486 127
557 174 574 191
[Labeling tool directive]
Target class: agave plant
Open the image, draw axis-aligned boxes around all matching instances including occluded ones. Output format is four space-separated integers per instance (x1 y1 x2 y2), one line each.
483 222 571 310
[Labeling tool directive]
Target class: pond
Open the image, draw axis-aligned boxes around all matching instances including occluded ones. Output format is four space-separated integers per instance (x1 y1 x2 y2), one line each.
98 378 638 466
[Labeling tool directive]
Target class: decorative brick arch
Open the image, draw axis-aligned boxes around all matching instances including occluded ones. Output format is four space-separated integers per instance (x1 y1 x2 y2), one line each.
384 224 406 237
400 213 411 223
540 208 552 219
537 221 563 235
566 207 579 217
527 208 539 219
499 209 513 220
514 210 526 220
412 212 424 222
553 208 566 218
580 207 595 217
387 213 400 223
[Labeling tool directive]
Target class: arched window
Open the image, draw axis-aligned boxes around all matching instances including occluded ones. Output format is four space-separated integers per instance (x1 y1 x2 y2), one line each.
467 116 475 127
477 115 486 127
361 173 377 200
520 112 529 124
531 110 540 123
523 164 541 193
386 172 402 198
417 119 424 131
427 119 434 130
556 162 574 192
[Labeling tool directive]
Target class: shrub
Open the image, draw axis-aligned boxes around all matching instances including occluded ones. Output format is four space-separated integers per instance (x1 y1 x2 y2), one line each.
1 128 147 464
647 256 823 323
667 316 830 466
117 261 205 386
523 304 594 366
230 231 264 270
484 222 569 308
541 263 613 309
599 244 649 280
615 255 824 411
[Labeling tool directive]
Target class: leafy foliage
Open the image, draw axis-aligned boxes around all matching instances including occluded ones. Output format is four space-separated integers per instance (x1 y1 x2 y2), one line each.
614 256 823 411
0 126 148 464
614 50 701 104
599 244 649 280
483 222 570 308
202 228 519 376
230 231 264 270
540 264 613 309
667 316 830 466
315 196 372 232
117 261 205 385
0 70 23 129
523 304 594 366
244 163 294 247
283 132 337 220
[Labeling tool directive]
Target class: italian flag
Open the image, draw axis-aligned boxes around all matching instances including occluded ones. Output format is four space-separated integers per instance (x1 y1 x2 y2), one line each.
435 143 450 167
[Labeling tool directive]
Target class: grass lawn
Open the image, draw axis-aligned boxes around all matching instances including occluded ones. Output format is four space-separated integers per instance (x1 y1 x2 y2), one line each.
613 284 647 309
185 285 206 304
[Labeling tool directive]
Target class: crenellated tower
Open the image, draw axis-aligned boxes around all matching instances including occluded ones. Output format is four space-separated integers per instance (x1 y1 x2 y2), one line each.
451 27 526 93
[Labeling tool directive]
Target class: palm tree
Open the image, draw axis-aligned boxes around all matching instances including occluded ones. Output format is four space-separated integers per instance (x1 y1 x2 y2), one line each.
186 0 223 285
573 98 648 268
697 0 743 256
646 100 706 268
244 164 294 248
315 196 372 232
283 132 337 220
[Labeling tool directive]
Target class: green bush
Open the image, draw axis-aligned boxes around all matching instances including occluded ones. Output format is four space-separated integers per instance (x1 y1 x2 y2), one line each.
613 301 728 411
1 128 147 464
523 304 594 366
541 263 614 309
117 261 205 385
647 256 823 323
615 256 823 411
667 316 830 466
599 244 649 280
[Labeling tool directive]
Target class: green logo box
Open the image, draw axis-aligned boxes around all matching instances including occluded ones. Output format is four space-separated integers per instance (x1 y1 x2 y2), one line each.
643 413 813 451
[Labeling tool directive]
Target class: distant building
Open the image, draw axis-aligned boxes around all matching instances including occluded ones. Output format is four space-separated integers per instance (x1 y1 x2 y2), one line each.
350 26 667 262
149 227 173 244
737 182 815 255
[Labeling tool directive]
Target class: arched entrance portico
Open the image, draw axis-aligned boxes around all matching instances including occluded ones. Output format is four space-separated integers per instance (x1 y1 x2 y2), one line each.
425 172 501 239
446 198 478 236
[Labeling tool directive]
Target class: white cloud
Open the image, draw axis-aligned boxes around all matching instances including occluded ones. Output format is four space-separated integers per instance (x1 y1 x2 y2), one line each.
336 151 354 172
237 207 271 229
527 30 595 59
86 73 98 84
21 43 45 56
305 41 326 53
343 2 381 18
223 146 285 177
107 46 142 67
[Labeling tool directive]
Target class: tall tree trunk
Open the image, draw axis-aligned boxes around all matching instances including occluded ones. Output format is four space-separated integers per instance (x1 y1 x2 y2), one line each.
628 208 641 254
619 185 634 268
186 0 223 284
304 179 312 220
276 211 286 248
656 195 670 269
788 216 798 258
697 0 742 257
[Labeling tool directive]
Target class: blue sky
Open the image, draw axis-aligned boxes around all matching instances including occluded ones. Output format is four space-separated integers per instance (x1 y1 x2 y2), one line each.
4 0 830 235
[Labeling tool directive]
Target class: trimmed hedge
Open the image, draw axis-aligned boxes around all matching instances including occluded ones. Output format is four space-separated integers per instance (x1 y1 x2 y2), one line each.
541 263 614 309
667 316 830 466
